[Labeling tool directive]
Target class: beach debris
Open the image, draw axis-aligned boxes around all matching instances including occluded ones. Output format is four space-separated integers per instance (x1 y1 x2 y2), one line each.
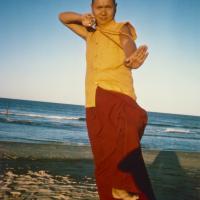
52 194 70 200
10 191 21 197
2 153 17 159
5 170 18 178
28 170 52 178
0 169 98 199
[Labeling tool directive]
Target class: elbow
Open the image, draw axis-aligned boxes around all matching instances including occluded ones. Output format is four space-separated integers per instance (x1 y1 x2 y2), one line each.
58 12 65 23
58 12 70 24
58 12 81 25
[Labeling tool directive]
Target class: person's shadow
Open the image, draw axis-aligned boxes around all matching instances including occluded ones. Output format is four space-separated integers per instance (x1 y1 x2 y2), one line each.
146 150 199 200
118 148 200 200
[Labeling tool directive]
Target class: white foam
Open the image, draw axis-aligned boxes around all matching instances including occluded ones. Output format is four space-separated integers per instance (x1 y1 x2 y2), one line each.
165 128 190 134
0 110 83 121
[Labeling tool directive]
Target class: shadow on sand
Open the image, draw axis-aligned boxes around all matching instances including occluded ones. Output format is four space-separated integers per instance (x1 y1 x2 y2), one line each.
147 150 199 200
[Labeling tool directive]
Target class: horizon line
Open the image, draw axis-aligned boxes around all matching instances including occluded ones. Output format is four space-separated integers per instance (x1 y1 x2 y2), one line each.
0 96 199 117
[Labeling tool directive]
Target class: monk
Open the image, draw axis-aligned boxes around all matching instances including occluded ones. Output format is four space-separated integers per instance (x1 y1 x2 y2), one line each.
59 0 157 199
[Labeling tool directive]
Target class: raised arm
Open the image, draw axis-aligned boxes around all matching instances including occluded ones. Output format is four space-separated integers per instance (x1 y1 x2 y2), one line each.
58 12 95 40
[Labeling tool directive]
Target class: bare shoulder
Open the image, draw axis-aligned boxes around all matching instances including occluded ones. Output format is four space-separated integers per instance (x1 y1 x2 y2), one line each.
120 22 133 36
119 22 137 41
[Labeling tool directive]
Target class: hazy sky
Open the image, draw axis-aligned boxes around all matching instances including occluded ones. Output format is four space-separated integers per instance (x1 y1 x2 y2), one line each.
0 0 199 116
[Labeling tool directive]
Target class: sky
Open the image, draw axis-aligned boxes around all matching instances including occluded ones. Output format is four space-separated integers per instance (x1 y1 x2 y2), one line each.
0 0 199 116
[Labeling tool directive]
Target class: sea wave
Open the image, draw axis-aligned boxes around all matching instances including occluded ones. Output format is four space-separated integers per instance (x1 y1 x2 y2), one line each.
164 128 190 134
0 111 85 121
145 133 199 140
0 117 85 129
148 122 200 130
0 136 89 146
148 122 175 128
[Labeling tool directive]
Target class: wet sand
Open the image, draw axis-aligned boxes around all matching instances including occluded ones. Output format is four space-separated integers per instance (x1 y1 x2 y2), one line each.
0 141 199 200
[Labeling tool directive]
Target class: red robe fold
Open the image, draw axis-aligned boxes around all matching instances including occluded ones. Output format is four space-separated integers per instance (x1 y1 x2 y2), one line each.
86 86 156 200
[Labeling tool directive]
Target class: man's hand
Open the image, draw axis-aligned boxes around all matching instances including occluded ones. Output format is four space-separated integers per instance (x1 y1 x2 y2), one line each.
81 13 96 28
124 45 149 69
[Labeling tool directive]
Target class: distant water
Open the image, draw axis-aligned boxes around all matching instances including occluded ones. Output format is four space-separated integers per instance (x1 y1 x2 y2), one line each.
0 98 200 152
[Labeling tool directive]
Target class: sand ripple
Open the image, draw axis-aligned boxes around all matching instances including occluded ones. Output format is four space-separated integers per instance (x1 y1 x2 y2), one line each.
0 170 99 200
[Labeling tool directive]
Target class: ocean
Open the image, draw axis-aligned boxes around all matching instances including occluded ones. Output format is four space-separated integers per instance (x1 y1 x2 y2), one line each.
0 98 199 153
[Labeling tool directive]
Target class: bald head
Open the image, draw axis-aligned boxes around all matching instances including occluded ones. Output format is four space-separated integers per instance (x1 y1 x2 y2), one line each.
92 0 116 5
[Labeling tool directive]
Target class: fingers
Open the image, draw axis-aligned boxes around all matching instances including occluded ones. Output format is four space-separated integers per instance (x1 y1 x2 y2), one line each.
82 13 96 27
134 45 148 58
82 13 95 19
125 45 149 69
137 50 149 63
125 45 148 62
86 13 95 24
127 53 148 68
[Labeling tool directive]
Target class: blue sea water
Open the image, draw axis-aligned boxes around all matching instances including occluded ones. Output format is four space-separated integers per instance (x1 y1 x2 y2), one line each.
0 98 199 152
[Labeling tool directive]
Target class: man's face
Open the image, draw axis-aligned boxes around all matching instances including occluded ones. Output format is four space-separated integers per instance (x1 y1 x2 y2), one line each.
91 0 116 25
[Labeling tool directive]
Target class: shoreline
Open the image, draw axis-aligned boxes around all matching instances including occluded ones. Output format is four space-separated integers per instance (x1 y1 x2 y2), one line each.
0 140 199 160
0 141 199 199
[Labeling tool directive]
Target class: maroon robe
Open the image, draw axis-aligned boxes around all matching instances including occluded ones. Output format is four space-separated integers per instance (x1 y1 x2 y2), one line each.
86 86 157 200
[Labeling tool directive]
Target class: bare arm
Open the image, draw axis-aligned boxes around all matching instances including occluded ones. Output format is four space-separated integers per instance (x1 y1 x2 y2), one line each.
59 12 95 40
59 12 87 40
59 12 83 24
120 24 149 69
120 24 137 58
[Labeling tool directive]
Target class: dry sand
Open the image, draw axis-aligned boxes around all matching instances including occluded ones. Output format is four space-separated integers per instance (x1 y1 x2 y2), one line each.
0 168 98 200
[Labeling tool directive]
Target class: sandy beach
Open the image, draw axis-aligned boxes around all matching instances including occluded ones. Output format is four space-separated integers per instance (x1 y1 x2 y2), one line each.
0 141 199 200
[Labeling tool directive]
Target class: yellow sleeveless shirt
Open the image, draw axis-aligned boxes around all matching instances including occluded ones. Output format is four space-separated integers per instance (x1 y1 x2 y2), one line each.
85 20 137 108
